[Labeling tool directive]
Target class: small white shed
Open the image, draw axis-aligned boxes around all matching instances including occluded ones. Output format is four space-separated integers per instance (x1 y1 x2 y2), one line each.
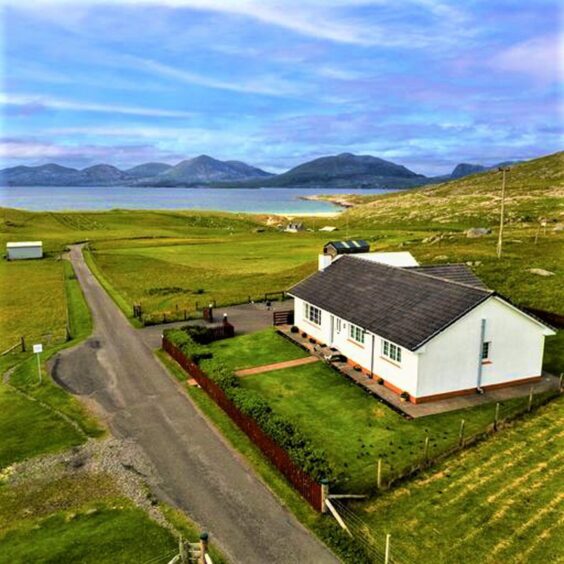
7 241 43 260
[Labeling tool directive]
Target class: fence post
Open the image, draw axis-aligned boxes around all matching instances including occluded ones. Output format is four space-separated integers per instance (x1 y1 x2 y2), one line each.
20 336 26 352
424 436 430 463
179 538 187 564
184 309 187 321
384 533 391 564
560 373 563 393
320 479 329 513
528 387 534 412
494 402 500 431
458 419 465 446
199 532 208 564
377 458 383 490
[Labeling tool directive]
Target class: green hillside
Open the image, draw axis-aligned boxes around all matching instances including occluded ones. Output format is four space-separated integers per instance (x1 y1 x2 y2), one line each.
344 151 563 228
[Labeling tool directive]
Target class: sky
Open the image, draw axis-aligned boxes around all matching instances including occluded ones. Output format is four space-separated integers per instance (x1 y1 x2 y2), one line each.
0 0 562 175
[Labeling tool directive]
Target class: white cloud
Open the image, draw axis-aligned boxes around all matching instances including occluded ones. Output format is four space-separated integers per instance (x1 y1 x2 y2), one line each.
130 57 301 97
491 35 563 83
0 93 194 118
2 0 465 48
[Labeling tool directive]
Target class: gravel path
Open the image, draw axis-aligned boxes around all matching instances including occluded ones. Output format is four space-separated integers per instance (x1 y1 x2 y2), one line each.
50 245 338 564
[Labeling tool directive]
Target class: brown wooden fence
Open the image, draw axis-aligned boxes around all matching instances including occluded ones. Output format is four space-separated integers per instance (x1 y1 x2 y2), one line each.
162 337 323 512
273 310 294 326
207 322 235 340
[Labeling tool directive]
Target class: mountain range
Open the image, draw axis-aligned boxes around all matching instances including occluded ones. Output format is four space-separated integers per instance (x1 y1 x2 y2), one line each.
0 153 518 188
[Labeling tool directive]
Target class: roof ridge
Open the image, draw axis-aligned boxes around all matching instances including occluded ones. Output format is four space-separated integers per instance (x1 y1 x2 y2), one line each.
347 255 491 294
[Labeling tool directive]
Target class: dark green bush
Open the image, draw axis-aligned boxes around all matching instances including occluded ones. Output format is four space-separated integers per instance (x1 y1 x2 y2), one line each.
164 329 332 482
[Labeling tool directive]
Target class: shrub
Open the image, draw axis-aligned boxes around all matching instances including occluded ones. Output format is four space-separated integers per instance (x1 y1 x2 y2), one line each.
290 326 299 333
309 337 316 344
301 332 307 338
164 331 332 482
400 391 410 401
377 377 384 385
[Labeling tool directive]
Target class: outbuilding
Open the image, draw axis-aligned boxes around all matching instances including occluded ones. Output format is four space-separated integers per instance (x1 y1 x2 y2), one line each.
6 241 43 260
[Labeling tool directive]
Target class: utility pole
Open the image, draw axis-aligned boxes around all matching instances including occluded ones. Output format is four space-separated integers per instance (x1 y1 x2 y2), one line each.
496 166 510 258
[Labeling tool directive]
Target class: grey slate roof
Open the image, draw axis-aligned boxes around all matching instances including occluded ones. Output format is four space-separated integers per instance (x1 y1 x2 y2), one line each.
288 256 493 351
323 240 370 255
406 264 488 289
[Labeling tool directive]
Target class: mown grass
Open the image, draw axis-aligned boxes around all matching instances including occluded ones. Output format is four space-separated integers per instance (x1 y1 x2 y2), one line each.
354 398 564 563
0 472 178 564
0 258 103 468
0 256 67 353
0 385 85 468
202 328 308 371
241 360 551 493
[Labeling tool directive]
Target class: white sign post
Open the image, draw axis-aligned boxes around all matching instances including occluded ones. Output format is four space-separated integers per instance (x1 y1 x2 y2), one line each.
33 343 43 385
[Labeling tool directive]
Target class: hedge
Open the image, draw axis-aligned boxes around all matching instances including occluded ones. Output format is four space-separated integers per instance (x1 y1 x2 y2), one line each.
163 328 333 482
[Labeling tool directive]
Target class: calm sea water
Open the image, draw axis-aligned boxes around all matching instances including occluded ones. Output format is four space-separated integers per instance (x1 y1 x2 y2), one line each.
0 185 396 214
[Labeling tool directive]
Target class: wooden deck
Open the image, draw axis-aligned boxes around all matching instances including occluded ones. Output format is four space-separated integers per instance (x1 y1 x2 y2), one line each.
276 325 561 418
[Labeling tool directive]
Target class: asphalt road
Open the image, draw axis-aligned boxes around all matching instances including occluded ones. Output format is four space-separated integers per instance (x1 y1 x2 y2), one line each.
52 245 338 564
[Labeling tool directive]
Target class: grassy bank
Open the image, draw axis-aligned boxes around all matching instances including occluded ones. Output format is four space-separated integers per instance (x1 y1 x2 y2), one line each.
354 398 563 563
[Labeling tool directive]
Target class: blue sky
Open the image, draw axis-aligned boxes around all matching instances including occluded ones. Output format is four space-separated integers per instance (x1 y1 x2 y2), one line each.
0 0 561 175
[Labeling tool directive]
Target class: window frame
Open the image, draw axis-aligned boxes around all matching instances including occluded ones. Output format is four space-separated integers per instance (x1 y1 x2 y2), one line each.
304 302 322 326
481 341 491 361
349 323 365 344
382 339 402 364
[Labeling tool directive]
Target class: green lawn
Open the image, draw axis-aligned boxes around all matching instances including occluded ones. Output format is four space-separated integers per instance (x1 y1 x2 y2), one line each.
64 260 92 341
0 472 178 564
0 257 67 353
203 328 308 371
354 398 564 563
242 361 548 493
0 385 85 468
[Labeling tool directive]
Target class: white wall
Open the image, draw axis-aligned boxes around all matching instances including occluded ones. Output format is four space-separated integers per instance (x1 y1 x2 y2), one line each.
416 296 552 398
7 245 43 260
293 297 419 396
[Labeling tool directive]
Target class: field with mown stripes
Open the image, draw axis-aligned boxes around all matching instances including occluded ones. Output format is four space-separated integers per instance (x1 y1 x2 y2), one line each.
353 398 563 563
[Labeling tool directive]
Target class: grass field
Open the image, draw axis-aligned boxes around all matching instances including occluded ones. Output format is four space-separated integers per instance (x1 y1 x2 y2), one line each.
203 328 308 371
352 398 564 563
0 472 177 564
204 331 549 493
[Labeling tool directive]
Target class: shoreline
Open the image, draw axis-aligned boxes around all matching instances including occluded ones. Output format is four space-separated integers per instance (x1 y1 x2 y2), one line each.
299 194 356 209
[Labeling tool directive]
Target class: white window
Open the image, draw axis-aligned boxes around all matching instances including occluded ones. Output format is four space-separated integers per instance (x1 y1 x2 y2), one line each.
349 323 365 344
336 318 342 333
481 341 491 360
382 339 402 363
304 303 321 325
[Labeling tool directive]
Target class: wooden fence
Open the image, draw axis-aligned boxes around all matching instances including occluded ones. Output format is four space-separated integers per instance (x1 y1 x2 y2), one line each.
162 337 323 512
206 323 235 341
272 310 294 326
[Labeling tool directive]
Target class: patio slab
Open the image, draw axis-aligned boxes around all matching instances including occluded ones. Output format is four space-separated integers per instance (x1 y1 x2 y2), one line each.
235 355 319 377
277 325 561 418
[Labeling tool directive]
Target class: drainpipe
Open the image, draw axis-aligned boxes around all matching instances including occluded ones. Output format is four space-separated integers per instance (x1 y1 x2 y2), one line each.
370 334 375 379
476 319 486 393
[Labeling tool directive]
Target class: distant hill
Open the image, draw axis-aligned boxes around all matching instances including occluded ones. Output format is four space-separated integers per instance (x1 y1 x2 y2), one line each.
0 156 273 186
149 155 273 186
450 163 488 179
254 153 428 189
126 162 173 178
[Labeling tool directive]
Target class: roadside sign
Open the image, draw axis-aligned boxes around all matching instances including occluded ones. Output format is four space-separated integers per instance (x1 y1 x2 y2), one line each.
33 344 43 354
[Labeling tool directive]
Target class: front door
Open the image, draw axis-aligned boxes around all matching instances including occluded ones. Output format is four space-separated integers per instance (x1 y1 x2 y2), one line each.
329 315 335 345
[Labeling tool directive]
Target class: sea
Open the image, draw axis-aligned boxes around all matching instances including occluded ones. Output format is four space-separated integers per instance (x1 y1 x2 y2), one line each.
0 185 397 215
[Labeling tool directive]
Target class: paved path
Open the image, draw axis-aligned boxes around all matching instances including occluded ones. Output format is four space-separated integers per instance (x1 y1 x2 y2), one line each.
51 245 338 564
236 356 319 377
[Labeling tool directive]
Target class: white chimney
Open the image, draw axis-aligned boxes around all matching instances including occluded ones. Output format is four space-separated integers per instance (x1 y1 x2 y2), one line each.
318 254 332 271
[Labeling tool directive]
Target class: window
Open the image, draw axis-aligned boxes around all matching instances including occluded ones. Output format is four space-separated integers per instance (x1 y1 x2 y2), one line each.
304 302 321 325
336 318 342 333
382 339 402 363
349 323 365 344
481 341 491 360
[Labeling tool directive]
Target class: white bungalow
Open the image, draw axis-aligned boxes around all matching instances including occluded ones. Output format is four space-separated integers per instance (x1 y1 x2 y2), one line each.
288 249 555 404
